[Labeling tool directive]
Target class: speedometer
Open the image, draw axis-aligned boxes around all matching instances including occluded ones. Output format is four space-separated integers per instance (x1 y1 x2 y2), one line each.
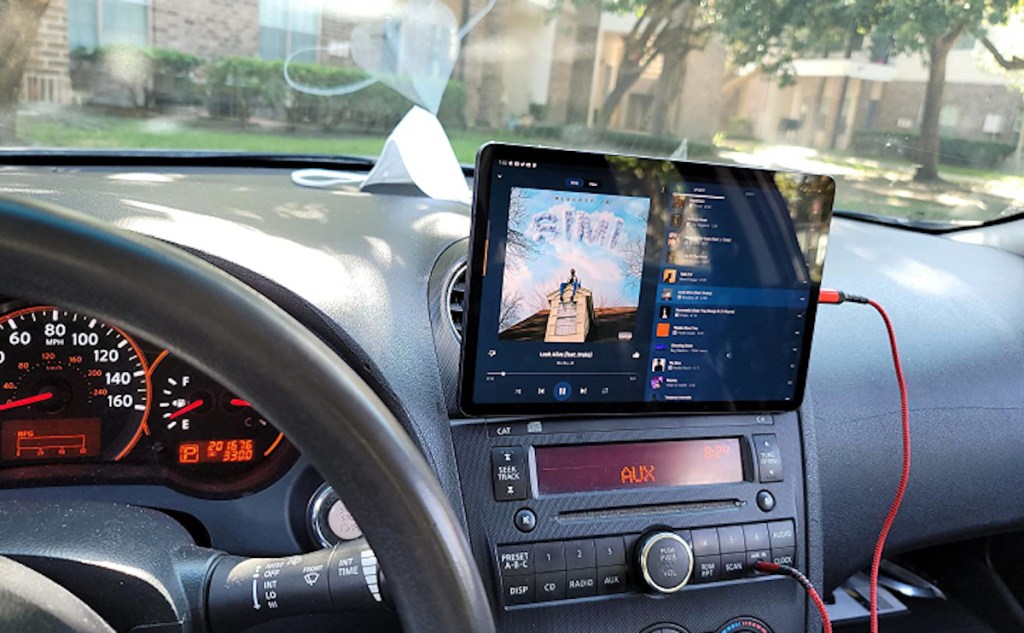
0 306 151 462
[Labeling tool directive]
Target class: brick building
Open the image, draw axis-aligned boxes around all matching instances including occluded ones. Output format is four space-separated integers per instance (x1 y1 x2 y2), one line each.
724 36 1024 151
22 0 73 106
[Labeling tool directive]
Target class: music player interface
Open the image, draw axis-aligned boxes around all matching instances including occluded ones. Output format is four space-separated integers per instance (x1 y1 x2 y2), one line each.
468 152 833 409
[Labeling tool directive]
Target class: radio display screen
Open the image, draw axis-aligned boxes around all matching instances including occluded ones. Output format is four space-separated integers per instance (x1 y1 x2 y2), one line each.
459 143 835 416
534 438 743 495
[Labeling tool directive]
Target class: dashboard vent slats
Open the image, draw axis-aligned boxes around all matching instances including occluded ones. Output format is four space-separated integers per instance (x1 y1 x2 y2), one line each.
446 263 467 340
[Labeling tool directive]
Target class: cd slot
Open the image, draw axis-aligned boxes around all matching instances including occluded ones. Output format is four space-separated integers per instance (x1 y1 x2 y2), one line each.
557 499 742 523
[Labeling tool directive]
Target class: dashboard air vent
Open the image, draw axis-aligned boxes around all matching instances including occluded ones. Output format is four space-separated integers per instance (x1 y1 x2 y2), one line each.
446 263 467 340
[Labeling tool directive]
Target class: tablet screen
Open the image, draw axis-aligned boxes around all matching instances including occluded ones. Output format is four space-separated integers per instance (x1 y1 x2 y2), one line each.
459 144 835 416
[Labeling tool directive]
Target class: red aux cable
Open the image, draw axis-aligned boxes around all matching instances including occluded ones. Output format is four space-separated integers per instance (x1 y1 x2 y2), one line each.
758 289 910 633
754 560 833 633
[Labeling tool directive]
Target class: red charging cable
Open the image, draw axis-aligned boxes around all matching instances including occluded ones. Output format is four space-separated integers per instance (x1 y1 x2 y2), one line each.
818 290 911 633
759 290 909 633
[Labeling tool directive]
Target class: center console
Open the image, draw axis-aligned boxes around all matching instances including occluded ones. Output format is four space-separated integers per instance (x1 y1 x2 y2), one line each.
450 413 807 633
446 144 834 632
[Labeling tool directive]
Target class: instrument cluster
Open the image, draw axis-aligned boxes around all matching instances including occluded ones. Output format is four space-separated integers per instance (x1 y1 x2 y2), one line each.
0 302 296 497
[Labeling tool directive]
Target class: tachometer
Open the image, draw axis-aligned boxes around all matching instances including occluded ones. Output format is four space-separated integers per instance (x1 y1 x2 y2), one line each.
0 306 151 462
149 351 284 472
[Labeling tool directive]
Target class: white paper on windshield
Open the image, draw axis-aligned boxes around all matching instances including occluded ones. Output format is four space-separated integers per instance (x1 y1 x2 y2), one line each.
361 106 471 205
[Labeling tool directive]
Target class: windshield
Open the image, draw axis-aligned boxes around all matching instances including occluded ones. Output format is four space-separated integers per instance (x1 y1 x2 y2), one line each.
2 0 1023 226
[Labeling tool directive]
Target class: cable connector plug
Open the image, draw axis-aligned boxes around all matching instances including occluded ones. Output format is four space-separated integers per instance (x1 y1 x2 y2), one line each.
754 561 833 633
819 288 869 305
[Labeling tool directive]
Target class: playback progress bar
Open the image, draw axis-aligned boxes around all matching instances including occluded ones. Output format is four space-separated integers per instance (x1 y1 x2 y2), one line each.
485 371 637 377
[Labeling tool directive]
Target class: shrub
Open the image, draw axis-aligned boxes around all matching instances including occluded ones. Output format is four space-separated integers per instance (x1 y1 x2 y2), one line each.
205 57 286 123
69 46 204 110
593 130 716 158
148 48 204 108
510 122 564 140
851 130 1015 169
207 56 468 130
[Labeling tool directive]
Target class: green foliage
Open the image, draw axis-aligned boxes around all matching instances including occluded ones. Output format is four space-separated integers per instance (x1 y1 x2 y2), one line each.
877 0 1020 55
851 130 1015 168
715 0 886 78
69 46 103 63
716 0 1022 77
147 48 204 108
206 56 466 130
69 46 204 109
205 57 286 122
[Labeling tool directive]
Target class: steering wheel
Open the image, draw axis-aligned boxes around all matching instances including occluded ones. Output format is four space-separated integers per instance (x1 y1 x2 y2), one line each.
0 196 495 633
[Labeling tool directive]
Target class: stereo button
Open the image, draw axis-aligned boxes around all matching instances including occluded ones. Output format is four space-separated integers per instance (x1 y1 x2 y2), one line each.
693 555 722 583
534 542 565 573
717 526 746 554
753 434 784 483
691 528 720 556
497 544 533 576
742 523 771 551
535 571 567 602
768 521 796 549
721 552 747 580
566 568 598 598
597 565 629 594
595 536 626 567
771 548 796 567
565 540 596 570
638 532 694 593
492 447 528 501
502 576 534 605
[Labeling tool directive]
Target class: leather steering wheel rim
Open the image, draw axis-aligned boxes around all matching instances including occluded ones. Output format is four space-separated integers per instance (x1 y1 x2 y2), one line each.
0 196 495 633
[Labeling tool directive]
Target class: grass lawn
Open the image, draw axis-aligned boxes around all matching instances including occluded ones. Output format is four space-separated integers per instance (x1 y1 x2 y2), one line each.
17 110 520 163
717 140 1024 223
15 109 1024 224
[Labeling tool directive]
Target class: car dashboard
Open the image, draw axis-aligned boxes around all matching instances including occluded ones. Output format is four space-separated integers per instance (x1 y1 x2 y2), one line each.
2 161 1024 632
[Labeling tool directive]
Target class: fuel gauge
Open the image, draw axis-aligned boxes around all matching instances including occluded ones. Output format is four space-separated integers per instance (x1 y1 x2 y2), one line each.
149 351 285 470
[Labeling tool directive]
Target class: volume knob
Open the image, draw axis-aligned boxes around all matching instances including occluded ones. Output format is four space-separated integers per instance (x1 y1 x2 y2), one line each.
637 532 694 593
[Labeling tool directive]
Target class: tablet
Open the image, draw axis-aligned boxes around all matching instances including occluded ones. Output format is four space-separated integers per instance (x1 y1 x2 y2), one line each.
459 143 835 417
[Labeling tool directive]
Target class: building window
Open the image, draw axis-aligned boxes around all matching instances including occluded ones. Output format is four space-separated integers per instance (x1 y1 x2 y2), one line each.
939 104 960 129
983 113 1005 135
68 0 149 51
259 0 321 63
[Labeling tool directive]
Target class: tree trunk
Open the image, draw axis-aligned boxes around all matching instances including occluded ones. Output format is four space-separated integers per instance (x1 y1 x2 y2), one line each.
914 37 955 183
649 52 687 137
826 35 858 150
1016 94 1024 167
594 69 641 130
0 0 52 143
803 77 828 147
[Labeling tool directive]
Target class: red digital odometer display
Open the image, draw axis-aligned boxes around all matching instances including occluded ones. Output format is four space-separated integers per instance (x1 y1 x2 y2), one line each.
534 438 743 495
177 439 255 464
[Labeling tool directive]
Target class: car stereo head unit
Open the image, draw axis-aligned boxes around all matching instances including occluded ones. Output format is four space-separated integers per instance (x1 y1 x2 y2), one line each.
459 143 835 417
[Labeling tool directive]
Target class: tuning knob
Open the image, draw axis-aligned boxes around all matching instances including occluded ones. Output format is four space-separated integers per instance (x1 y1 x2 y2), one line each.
637 532 694 593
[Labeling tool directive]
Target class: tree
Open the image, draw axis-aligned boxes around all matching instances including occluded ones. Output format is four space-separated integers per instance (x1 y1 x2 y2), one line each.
564 0 713 131
979 32 1024 69
875 1 1020 182
505 187 540 267
975 14 1024 164
498 290 525 331
0 0 52 143
715 0 1021 183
